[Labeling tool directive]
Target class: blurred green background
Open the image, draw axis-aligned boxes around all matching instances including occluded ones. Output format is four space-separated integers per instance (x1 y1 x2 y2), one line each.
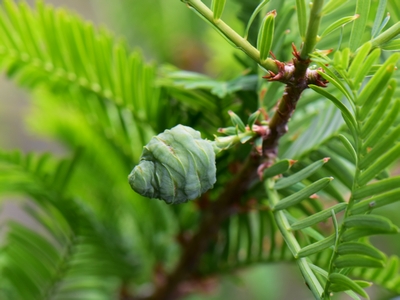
0 1 399 299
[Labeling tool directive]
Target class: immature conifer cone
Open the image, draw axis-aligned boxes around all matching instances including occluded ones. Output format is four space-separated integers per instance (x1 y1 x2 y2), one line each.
128 125 217 204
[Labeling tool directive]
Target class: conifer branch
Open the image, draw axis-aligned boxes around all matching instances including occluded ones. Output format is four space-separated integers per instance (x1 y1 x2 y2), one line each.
149 1 328 296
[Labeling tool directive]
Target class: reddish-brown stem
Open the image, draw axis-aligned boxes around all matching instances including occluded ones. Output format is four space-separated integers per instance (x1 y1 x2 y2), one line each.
262 44 326 158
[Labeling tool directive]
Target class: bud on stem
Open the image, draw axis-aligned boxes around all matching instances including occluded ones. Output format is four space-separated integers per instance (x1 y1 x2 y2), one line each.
257 10 276 63
128 125 216 204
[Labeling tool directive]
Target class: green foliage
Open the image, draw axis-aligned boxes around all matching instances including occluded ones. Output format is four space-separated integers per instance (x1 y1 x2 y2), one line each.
0 150 137 299
1 0 400 300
